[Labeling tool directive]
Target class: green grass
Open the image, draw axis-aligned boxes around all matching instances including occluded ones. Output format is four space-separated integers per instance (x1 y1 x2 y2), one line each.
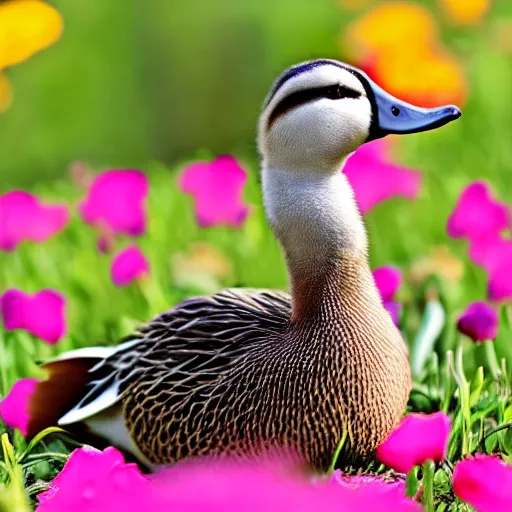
1 8 512 511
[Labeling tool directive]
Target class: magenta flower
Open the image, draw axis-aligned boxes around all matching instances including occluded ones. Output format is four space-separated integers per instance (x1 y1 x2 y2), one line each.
0 378 39 437
453 454 512 512
376 412 451 473
468 234 512 272
447 181 510 241
37 446 421 512
457 302 498 342
0 191 69 251
384 301 402 327
344 140 421 214
37 446 152 512
78 170 148 237
373 266 401 302
488 257 512 302
0 289 66 344
179 155 250 228
111 245 150 286
329 471 421 511
373 266 402 326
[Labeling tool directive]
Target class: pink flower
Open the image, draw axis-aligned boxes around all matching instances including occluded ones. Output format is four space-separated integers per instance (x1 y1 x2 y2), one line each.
0 289 66 344
78 170 148 237
344 140 421 214
466 234 512 301
377 412 451 473
111 245 150 286
453 454 512 512
447 181 510 241
37 446 152 512
384 301 402 327
179 155 249 228
373 266 402 326
457 302 498 342
373 266 402 302
37 446 422 512
329 471 421 511
488 258 512 302
0 378 39 437
468 234 512 272
0 191 69 251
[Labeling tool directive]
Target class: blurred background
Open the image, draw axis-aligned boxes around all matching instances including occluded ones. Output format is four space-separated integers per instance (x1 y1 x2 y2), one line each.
1 0 510 187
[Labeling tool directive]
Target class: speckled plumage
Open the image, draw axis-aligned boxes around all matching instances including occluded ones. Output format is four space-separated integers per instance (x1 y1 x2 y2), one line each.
27 59 432 473
83 256 410 470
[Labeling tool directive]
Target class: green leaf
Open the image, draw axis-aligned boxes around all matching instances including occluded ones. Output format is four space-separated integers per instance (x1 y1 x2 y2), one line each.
469 367 484 407
18 427 67 463
411 300 446 378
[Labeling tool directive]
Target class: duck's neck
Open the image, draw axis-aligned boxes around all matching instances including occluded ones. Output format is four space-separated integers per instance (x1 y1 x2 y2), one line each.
262 163 377 321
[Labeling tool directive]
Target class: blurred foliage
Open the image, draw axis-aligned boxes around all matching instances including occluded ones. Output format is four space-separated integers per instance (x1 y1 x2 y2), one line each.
0 0 508 185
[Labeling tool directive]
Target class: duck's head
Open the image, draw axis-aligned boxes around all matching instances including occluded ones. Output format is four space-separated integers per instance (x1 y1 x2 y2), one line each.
258 59 461 171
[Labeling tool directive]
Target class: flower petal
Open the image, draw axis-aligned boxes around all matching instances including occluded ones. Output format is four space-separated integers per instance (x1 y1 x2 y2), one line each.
439 0 491 26
447 181 510 241
37 446 151 512
457 302 498 342
179 155 249 228
0 289 66 344
344 140 421 214
488 258 512 302
329 471 421 512
0 0 63 69
79 170 149 237
453 454 512 512
373 266 402 302
0 378 39 436
377 412 451 473
111 245 150 287
0 191 69 251
384 301 402 327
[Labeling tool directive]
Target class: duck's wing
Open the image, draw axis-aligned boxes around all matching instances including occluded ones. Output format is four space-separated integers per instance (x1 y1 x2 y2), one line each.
30 289 291 433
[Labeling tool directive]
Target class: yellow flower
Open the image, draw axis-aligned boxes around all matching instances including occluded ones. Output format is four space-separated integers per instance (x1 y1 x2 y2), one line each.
0 0 63 69
345 2 436 60
439 0 491 26
171 242 233 293
409 246 464 284
0 73 13 113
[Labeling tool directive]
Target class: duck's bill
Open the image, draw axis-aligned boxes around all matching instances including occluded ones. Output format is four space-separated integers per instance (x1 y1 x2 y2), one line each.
367 78 461 140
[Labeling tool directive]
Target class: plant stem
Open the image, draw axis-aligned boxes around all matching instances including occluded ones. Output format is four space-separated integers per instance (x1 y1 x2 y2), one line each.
405 468 418 498
422 461 435 512
483 340 500 381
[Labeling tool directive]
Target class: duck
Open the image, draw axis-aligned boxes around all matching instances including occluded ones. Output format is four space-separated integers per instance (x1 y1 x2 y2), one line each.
26 59 461 472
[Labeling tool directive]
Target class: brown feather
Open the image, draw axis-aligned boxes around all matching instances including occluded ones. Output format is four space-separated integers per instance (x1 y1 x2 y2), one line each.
26 358 98 439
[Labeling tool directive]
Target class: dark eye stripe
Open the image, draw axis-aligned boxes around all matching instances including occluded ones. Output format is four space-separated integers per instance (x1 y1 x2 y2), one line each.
267 85 361 130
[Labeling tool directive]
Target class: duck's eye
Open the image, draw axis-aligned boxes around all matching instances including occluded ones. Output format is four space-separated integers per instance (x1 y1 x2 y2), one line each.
391 106 401 117
326 85 360 100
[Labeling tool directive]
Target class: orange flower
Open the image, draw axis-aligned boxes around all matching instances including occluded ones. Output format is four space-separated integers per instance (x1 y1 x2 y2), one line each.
439 0 491 26
368 47 467 107
344 2 436 60
0 0 63 69
344 1 467 107
0 74 13 113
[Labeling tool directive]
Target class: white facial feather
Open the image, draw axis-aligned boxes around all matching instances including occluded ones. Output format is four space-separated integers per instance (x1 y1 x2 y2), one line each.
258 63 372 172
258 61 372 266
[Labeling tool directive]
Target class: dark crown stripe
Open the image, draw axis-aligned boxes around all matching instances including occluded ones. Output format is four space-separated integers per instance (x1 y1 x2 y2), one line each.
265 59 347 106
